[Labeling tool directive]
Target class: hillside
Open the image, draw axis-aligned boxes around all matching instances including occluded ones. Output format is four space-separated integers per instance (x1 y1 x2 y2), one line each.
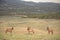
0 0 60 19
0 0 60 12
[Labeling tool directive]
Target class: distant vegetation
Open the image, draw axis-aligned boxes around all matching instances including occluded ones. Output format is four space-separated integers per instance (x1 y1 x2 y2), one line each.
0 12 60 19
26 12 60 19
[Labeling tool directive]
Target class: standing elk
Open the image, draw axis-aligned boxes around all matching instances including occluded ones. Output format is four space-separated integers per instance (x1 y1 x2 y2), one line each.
27 27 34 34
47 27 53 35
5 27 14 35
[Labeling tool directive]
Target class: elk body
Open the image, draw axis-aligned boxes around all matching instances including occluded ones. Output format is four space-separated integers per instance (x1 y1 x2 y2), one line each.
5 27 14 35
27 27 34 34
47 27 53 35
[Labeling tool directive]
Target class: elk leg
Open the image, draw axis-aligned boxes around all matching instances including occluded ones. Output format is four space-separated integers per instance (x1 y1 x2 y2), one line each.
10 31 12 36
51 30 53 35
48 30 50 34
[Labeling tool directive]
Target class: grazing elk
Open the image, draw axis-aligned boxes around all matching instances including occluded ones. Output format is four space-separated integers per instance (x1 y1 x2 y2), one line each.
5 27 14 35
27 27 34 34
47 27 53 35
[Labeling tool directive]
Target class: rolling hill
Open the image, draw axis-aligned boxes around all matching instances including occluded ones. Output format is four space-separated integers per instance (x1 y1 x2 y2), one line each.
0 0 60 13
0 0 60 19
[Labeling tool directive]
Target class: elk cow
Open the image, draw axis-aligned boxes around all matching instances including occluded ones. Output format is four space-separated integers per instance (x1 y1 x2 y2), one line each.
47 27 53 35
27 27 34 34
5 27 14 35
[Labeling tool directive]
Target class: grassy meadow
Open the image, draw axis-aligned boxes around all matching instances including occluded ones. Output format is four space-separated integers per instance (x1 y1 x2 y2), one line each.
0 16 60 40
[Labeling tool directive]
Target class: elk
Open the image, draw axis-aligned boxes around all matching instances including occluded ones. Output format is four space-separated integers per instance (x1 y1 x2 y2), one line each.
47 27 53 35
5 27 14 35
27 27 34 34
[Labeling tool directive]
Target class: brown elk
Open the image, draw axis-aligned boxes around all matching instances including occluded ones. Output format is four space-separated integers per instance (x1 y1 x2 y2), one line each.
27 27 34 34
47 27 53 35
5 27 14 35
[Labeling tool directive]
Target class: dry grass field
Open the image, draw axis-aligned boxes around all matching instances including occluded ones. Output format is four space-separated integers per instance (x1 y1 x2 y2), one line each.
0 16 60 40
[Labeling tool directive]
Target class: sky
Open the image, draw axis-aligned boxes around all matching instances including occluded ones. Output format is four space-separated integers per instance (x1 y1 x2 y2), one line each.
23 0 60 3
